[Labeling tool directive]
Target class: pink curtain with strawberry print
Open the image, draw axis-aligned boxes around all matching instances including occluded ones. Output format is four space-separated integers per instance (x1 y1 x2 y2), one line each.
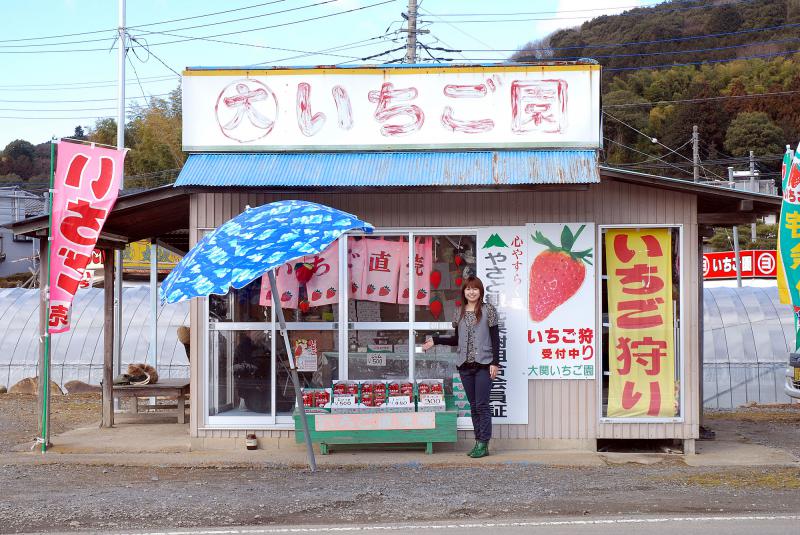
347 237 367 300
305 240 339 307
259 263 300 309
362 238 403 303
398 237 432 305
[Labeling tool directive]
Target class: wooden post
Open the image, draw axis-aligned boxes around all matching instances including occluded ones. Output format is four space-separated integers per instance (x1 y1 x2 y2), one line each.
102 249 115 428
37 237 50 445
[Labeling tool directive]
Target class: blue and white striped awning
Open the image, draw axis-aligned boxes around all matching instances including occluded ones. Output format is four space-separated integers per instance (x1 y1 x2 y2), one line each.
174 150 599 188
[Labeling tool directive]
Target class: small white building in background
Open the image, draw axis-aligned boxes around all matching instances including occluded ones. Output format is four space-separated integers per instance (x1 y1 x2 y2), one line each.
0 187 42 279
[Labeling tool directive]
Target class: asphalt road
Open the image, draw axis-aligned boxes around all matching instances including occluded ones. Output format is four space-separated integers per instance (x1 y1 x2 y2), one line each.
63 515 800 535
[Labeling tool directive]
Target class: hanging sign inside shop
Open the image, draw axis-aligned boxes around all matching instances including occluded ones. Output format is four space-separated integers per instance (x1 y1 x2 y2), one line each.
605 228 677 418
293 338 318 373
182 65 601 152
263 237 432 310
477 227 529 425
526 223 596 379
48 141 127 333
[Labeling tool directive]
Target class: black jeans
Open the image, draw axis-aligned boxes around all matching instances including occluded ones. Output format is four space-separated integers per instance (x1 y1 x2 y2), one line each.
459 365 492 443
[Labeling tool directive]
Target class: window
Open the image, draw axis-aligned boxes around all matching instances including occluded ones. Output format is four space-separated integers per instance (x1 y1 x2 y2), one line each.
204 231 478 426
600 226 682 420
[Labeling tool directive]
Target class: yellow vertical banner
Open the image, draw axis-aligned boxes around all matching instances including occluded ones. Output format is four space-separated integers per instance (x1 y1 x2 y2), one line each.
606 229 676 418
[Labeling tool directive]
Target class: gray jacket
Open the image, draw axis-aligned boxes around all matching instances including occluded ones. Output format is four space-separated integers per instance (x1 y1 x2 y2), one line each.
434 303 499 367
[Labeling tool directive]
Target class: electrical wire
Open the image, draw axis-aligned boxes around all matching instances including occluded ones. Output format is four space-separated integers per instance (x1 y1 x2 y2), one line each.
0 0 395 54
0 0 293 43
603 137 697 178
603 88 800 108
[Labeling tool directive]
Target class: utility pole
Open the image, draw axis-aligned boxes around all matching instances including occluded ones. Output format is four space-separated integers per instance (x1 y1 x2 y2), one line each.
404 0 418 63
692 125 699 182
114 0 126 401
749 150 757 242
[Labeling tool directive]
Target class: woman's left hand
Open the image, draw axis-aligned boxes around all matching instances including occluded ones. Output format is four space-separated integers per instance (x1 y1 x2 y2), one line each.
489 364 500 380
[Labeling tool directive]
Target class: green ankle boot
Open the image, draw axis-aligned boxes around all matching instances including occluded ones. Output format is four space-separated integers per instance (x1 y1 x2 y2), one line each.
469 441 489 458
467 442 479 457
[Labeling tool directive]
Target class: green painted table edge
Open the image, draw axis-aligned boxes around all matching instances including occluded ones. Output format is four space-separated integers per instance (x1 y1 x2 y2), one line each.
293 411 458 455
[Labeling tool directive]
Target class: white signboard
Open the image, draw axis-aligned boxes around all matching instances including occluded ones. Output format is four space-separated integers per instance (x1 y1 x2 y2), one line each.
182 65 601 151
477 227 529 425
526 223 596 379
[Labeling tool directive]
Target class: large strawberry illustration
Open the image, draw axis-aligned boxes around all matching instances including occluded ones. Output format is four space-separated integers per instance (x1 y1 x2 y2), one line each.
378 285 391 296
311 289 323 301
789 162 800 189
416 288 427 299
326 287 336 299
280 291 292 302
529 225 592 322
351 282 359 294
401 288 409 299
366 284 376 295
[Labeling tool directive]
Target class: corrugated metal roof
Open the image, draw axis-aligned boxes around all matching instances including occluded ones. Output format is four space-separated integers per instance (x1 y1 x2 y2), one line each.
174 151 599 188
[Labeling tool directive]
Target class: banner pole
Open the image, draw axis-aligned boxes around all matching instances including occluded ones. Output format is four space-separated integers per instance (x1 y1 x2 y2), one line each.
40 138 57 453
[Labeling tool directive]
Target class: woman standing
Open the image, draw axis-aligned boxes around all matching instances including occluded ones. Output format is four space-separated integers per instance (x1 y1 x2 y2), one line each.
422 276 500 458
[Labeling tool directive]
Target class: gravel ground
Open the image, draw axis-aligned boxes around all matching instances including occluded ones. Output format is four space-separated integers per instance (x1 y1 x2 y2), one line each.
1 463 799 533
0 393 101 453
0 394 799 533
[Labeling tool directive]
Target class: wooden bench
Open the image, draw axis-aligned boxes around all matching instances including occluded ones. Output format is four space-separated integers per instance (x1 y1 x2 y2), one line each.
294 410 458 454
112 379 190 424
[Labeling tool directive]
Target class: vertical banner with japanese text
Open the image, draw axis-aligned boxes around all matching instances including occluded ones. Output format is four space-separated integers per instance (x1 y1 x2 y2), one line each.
48 141 126 333
526 223 596 379
778 143 800 349
477 227 528 425
305 240 339 307
398 237 433 306
606 228 677 418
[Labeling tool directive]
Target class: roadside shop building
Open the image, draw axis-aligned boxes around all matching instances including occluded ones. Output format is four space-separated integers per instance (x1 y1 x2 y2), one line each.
12 63 781 453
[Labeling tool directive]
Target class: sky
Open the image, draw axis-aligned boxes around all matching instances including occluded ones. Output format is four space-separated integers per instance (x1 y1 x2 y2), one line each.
0 0 652 149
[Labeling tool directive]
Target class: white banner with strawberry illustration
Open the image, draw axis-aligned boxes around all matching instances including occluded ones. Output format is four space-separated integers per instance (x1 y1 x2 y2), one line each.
477 227 529 425
362 239 403 303
305 240 340 307
259 263 300 309
525 223 596 380
398 237 433 305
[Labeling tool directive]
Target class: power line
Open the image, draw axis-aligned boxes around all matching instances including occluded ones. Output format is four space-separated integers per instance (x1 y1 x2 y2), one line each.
0 0 293 43
0 0 395 54
605 47 800 72
603 137 697 178
425 0 753 24
603 88 800 108
514 20 800 54
0 93 171 104
603 112 726 180
425 1 665 16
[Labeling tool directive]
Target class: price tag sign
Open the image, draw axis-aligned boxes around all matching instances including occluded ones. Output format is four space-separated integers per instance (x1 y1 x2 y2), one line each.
386 395 412 407
419 394 445 406
332 395 357 409
366 353 386 367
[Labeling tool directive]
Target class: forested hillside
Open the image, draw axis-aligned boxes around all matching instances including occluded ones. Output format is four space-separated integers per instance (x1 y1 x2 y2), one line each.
515 0 798 182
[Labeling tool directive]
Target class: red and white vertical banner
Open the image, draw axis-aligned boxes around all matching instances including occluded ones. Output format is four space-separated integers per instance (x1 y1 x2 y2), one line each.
305 240 340 306
260 263 300 309
362 239 403 303
398 237 433 305
48 141 126 333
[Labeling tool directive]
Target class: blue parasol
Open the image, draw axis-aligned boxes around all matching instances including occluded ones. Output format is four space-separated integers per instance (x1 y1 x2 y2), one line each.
160 200 373 471
161 199 373 304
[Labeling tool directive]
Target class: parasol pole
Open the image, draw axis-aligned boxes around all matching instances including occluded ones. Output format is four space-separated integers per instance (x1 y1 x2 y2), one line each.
268 270 317 472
